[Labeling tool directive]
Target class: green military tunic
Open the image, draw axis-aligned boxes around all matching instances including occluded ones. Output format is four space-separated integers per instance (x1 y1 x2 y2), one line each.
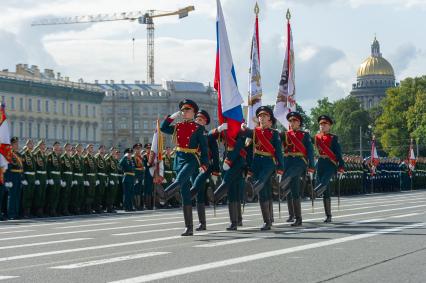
21 148 36 215
105 154 119 212
5 150 23 219
71 153 85 214
46 152 62 215
59 153 73 215
33 148 47 216
83 153 97 212
94 153 107 212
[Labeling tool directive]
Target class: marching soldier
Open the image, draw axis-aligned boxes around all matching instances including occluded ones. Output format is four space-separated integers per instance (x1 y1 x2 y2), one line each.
21 139 36 218
313 115 344 223
280 112 315 227
189 109 220 231
83 144 97 214
132 143 144 210
157 99 209 236
70 144 85 215
46 141 62 217
59 143 73 216
105 147 120 213
120 148 135 211
242 106 284 230
32 140 48 217
5 137 23 220
142 143 154 210
94 145 108 213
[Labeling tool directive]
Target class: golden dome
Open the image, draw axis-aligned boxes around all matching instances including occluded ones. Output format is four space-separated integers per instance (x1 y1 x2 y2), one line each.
357 56 394 77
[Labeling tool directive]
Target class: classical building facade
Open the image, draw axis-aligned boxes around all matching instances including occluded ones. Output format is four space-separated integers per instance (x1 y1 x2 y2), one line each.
0 64 105 147
98 80 218 149
350 37 397 109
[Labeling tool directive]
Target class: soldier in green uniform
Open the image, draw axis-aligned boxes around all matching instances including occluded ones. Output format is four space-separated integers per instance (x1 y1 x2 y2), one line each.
105 147 120 213
94 145 107 213
21 139 36 218
5 137 23 220
120 148 135 211
59 143 73 216
46 141 62 216
32 140 47 217
70 144 85 215
313 115 344 223
132 143 144 210
280 112 315 227
83 144 97 214
115 151 124 210
143 143 154 210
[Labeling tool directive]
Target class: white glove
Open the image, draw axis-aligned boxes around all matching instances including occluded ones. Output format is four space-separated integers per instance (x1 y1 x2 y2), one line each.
35 180 40 186
199 167 206 174
217 123 228 133
135 180 139 184
84 181 90 187
223 162 230 171
48 179 54 185
211 175 218 183
5 182 12 188
60 181 66 188
110 180 115 185
95 180 100 186
308 171 314 180
73 180 78 186
170 111 182 119
276 173 282 183
21 180 28 186
241 123 248 130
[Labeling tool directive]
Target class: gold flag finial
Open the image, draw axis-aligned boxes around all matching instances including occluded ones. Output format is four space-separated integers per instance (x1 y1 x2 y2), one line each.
286 9 291 20
254 2 260 15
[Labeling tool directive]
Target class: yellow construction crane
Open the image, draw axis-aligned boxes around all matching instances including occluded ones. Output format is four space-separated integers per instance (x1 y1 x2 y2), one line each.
32 6 195 84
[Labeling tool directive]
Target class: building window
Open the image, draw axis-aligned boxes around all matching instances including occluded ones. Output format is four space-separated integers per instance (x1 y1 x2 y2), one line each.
70 103 73 116
78 125 81 141
143 121 148 129
85 126 89 141
45 124 49 139
28 122 32 138
70 125 74 141
92 106 96 118
37 99 41 112
62 102 66 114
53 100 57 114
78 104 81 116
46 100 50 113
85 105 89 117
106 120 113 130
119 118 128 129
93 126 97 141
10 121 14 136
144 137 149 144
62 125 65 140
10 97 15 110
37 123 41 139
28 98 32 112
19 98 24 111
54 125 57 139
19 122 24 138
368 99 373 109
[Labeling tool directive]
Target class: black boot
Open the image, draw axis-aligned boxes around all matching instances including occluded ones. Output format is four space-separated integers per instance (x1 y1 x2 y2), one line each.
291 198 302 227
279 176 292 197
269 199 274 223
286 197 295 222
164 183 181 203
314 183 327 198
181 205 193 236
196 203 206 231
323 198 332 223
226 202 238 231
260 201 272 231
214 183 229 204
237 202 243 226
145 195 153 210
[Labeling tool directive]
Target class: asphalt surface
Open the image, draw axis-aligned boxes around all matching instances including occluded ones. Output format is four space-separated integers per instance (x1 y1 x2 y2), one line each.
0 190 425 283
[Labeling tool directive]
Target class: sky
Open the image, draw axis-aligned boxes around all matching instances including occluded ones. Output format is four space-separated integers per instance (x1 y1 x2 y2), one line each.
0 0 425 112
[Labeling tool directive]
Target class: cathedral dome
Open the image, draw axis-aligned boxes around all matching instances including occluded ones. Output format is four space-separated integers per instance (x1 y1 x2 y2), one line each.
356 37 394 77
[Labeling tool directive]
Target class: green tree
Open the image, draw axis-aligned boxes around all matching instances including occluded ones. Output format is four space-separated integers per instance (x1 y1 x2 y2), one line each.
309 97 334 134
406 77 426 156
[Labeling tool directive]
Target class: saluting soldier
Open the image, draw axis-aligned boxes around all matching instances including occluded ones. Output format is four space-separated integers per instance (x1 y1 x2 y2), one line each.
105 147 120 213
32 140 48 217
189 109 220 231
280 112 315 227
70 144 85 214
83 144 97 214
4 137 23 220
120 148 135 211
313 115 345 223
21 139 36 218
46 141 62 217
94 145 108 213
59 143 73 216
132 143 144 210
157 99 209 236
142 143 154 210
242 106 284 230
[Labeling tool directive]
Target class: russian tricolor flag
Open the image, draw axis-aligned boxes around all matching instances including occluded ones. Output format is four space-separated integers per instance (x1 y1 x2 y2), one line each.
214 0 244 140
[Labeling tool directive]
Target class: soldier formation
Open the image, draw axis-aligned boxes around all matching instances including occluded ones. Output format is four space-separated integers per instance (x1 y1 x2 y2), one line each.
0 100 425 233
